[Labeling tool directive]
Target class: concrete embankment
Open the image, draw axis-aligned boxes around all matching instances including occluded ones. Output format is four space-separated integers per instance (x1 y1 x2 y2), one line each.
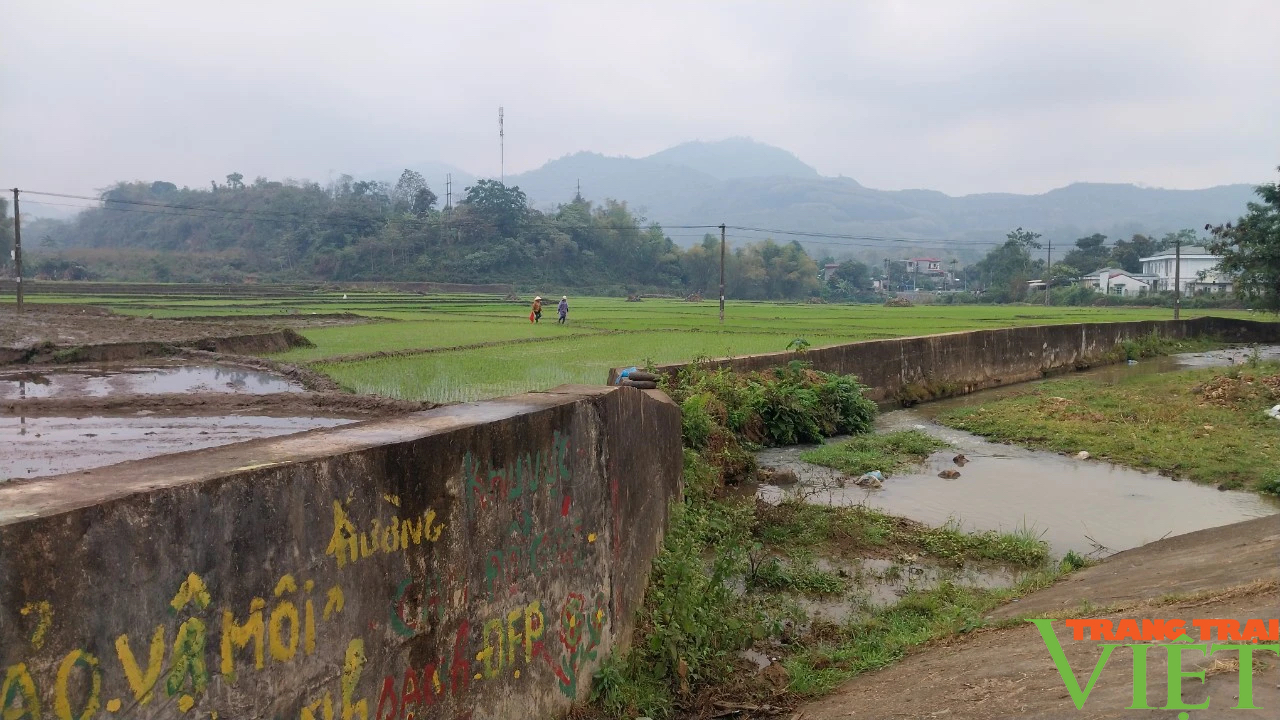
0 384 682 720
612 316 1280 402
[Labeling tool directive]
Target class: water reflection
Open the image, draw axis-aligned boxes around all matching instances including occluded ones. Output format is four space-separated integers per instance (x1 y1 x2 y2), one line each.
1 364 302 399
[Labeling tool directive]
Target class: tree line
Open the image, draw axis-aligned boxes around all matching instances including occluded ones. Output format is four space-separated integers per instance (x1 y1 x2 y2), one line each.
9 172 827 299
7 167 1276 308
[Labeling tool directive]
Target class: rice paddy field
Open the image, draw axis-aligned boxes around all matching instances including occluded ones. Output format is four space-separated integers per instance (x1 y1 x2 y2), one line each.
7 289 1255 403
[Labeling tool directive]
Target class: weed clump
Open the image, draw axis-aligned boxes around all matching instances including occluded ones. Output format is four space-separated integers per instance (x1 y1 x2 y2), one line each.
1258 475 1280 496
801 430 950 477
666 360 878 477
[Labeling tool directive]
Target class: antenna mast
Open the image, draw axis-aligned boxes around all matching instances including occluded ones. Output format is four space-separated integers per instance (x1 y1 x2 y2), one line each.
499 106 505 185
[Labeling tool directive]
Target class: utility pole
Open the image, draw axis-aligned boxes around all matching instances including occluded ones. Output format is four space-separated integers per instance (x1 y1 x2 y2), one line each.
1172 237 1182 317
11 188 22 312
716 221 727 322
498 106 505 185
883 258 889 293
1044 237 1052 306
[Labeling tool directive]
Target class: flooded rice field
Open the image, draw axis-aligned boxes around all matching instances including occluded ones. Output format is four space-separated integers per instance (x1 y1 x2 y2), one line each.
756 346 1280 558
0 361 356 482
0 363 304 399
1 414 353 481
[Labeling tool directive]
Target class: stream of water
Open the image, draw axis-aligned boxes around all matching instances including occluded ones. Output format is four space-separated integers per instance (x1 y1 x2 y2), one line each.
756 346 1280 557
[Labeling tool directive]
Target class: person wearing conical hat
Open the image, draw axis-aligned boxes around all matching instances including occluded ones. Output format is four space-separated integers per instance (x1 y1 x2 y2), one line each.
531 296 543 323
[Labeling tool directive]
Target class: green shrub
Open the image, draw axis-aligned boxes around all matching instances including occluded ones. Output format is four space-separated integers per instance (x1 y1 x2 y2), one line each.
680 393 715 449
1060 550 1092 571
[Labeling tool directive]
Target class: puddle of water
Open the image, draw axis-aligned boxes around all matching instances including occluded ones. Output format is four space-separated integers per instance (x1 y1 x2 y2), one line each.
757 346 1280 558
781 557 1020 627
0 364 303 400
0 415 352 480
857 414 1280 557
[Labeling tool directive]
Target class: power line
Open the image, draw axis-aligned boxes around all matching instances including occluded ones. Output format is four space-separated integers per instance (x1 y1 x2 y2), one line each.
18 188 1019 251
726 225 1007 246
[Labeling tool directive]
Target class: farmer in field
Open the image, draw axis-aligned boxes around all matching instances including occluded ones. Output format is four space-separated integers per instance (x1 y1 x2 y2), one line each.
531 296 543 323
557 296 569 324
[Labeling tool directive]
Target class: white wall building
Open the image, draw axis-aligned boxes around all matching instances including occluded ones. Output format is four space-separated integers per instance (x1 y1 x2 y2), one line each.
1099 270 1156 297
1084 268 1158 296
1139 247 1232 293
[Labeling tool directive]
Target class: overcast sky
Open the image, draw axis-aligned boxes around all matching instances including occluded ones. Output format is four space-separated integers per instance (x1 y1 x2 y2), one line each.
3 0 1278 201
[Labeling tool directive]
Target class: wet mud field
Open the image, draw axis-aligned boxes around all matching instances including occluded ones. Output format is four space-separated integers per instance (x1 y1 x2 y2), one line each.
0 307 426 483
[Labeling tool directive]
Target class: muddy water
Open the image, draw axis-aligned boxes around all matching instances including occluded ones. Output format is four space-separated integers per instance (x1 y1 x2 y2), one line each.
757 346 1280 558
0 363 303 400
803 558 1019 625
1 415 353 481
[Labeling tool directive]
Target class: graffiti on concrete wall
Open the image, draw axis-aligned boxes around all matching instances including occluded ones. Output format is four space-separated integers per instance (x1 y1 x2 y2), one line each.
3 570 357 719
1 431 611 719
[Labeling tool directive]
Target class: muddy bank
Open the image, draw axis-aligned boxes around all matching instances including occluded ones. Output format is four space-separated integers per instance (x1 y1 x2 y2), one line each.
1 391 434 417
0 306 316 366
3 414 357 480
175 349 344 392
794 515 1280 719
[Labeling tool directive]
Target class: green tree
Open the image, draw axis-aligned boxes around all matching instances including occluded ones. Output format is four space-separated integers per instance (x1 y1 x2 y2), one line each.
461 180 528 238
1061 233 1109 274
1108 233 1156 273
225 172 245 190
1007 227 1043 250
1206 167 1280 310
392 169 429 214
971 228 1043 299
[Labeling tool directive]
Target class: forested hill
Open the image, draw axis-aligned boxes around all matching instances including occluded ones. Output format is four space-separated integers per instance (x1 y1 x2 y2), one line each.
508 141 1255 249
16 174 826 299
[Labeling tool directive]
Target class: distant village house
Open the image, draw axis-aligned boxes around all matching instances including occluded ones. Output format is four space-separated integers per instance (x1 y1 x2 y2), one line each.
1138 246 1233 294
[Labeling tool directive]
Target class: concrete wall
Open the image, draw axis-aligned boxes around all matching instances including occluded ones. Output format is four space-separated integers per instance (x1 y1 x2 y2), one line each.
0 385 682 720
611 316 1280 403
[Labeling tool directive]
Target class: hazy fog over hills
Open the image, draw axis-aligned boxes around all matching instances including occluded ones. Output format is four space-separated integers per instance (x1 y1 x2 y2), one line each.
368 137 1256 258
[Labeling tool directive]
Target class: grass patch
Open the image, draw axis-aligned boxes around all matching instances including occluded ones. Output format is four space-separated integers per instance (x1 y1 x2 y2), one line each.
937 361 1280 492
799 430 951 477
755 499 1049 568
782 563 1070 698
749 552 848 595
1110 331 1225 362
782 581 996 696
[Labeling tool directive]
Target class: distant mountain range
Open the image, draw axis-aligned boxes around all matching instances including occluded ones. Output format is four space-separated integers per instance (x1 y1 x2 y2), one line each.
371 138 1257 259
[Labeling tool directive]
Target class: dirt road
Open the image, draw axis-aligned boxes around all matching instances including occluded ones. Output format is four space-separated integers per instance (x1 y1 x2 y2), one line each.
795 515 1280 719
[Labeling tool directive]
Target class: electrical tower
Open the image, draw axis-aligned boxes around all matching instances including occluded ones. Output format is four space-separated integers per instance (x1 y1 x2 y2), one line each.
499 106 505 185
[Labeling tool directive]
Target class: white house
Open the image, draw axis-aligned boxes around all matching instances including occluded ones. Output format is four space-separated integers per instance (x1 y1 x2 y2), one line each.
1083 268 1158 296
905 257 943 276
1096 270 1156 297
1082 268 1123 292
1139 247 1232 294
